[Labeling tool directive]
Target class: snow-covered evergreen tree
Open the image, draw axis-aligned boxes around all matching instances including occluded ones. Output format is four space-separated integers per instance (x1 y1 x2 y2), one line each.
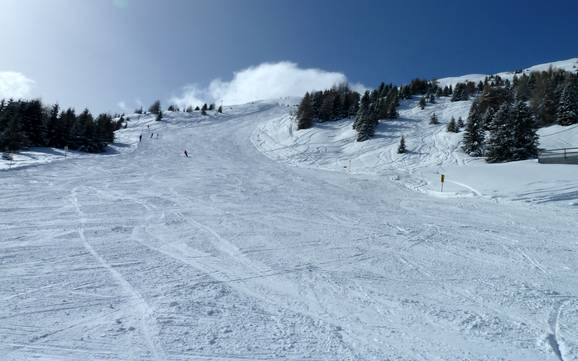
531 77 557 126
296 93 314 130
148 100 161 115
557 80 578 125
354 91 376 142
0 113 28 151
482 107 496 131
397 136 406 153
451 83 469 101
457 117 464 129
510 100 539 160
418 97 426 110
429 113 439 124
485 103 514 162
486 101 538 162
462 101 485 156
446 117 458 133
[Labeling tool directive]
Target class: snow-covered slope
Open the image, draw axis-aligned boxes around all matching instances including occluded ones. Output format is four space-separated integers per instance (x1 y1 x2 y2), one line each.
436 57 578 88
0 113 160 171
254 58 578 208
1 101 578 361
253 97 578 207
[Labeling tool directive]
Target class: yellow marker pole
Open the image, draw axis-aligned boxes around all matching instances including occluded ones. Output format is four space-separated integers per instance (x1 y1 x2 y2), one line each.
440 174 445 192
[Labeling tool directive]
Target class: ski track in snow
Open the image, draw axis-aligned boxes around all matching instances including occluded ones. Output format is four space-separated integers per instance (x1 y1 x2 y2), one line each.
71 187 168 361
1 101 577 360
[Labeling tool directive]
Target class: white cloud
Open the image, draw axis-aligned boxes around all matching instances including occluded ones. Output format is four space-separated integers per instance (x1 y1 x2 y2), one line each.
118 99 145 113
170 84 206 108
170 61 363 107
117 101 129 112
0 71 35 99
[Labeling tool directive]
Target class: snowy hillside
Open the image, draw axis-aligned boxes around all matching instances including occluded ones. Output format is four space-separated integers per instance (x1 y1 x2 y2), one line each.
2 60 578 361
436 57 578 88
0 113 159 171
1 100 578 361
254 59 578 208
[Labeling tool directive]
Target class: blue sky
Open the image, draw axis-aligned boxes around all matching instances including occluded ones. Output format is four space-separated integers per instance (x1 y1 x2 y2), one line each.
1 0 577 113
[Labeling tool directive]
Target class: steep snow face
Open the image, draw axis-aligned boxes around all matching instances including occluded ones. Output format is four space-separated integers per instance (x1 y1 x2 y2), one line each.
436 57 578 88
1 102 578 361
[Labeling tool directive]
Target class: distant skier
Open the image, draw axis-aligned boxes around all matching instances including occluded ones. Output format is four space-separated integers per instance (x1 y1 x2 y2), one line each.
139 134 142 142
150 133 154 138
184 150 189 158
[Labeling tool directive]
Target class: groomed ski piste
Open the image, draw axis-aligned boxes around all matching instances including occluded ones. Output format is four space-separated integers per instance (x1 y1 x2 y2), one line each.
1 60 578 361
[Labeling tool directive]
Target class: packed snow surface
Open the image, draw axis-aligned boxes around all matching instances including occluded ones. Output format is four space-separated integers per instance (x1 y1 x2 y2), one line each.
1 100 578 361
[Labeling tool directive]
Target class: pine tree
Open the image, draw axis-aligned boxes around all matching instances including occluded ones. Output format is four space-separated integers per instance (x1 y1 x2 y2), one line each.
354 91 376 142
217 105 223 114
353 91 371 130
462 101 485 156
418 97 427 110
531 77 557 126
356 117 376 141
485 103 513 162
319 95 335 122
446 117 458 132
148 100 161 115
156 110 163 121
514 74 531 101
0 113 28 151
430 113 439 124
482 107 496 131
557 80 578 125
485 101 538 162
44 104 60 147
451 83 469 101
201 104 208 115
397 136 407 154
510 100 538 160
457 117 464 129
347 92 360 117
296 93 314 130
